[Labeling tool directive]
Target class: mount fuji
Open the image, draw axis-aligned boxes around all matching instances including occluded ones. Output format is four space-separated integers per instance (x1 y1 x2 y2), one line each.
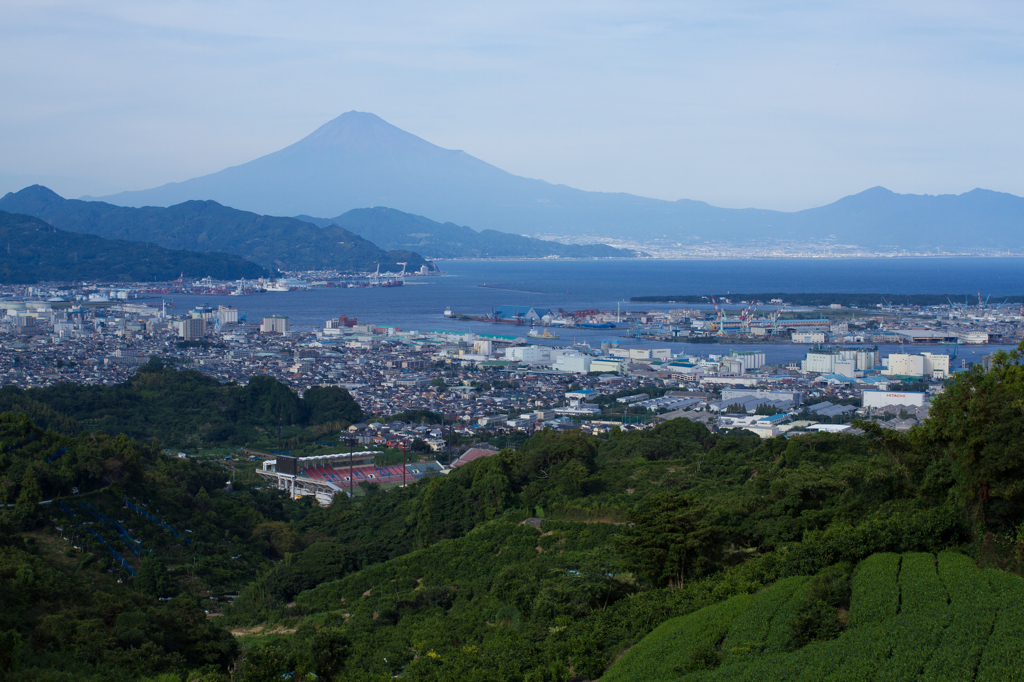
93 112 1024 251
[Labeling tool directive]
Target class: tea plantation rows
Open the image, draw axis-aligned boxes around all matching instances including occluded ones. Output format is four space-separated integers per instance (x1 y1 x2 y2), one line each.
603 551 1024 681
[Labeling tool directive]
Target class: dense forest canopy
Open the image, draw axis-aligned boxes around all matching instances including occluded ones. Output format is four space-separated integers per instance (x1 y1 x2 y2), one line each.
0 361 363 449
1 345 1024 680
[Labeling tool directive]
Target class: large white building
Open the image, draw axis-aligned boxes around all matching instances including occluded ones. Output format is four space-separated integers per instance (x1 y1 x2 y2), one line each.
921 352 950 379
721 389 802 407
802 348 878 374
554 355 591 373
590 358 625 373
504 345 551 364
217 305 239 325
261 315 290 334
881 352 949 379
178 317 206 340
834 359 857 377
958 331 989 344
863 391 926 408
727 350 765 373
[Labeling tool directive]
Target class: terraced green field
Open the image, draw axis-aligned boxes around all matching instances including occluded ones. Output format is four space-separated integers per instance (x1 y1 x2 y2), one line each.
602 552 1024 682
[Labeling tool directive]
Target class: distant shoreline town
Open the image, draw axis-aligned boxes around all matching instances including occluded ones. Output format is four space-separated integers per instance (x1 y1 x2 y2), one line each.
0 279 1017 470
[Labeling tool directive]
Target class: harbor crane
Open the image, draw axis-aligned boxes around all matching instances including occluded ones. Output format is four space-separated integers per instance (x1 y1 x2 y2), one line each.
739 301 759 336
768 305 787 335
710 296 727 337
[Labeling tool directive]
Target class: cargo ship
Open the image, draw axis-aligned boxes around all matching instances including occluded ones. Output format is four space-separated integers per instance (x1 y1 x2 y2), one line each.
528 327 559 339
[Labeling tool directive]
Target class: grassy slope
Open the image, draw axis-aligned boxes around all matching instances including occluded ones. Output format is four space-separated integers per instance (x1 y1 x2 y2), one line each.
602 551 1024 682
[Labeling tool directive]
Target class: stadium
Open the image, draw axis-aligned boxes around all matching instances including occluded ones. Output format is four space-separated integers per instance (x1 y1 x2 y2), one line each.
255 451 446 505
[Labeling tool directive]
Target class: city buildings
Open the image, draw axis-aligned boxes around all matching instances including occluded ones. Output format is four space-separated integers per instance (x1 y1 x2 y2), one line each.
261 315 290 334
0 283 1018 449
881 352 950 379
178 317 206 340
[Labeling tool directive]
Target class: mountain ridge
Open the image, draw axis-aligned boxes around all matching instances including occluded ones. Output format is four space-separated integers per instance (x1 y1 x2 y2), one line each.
306 206 638 259
0 210 269 283
0 185 433 273
88 112 1024 250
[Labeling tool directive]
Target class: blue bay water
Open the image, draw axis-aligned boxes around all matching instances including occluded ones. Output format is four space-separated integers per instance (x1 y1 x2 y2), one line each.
161 258 1024 365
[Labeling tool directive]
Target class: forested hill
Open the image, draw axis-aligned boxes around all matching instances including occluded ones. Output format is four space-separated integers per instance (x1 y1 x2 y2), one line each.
0 186 434 273
0 211 268 283
0 361 363 448
303 206 638 259
2 347 1024 680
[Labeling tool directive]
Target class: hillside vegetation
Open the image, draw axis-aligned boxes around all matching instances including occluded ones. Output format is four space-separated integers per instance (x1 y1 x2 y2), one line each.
0 360 363 451
1 345 1024 680
604 551 1024 681
0 211 268 283
0 186 433 273
0 412 288 680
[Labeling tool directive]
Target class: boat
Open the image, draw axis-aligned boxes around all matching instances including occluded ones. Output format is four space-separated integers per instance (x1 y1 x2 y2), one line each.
443 307 456 318
265 278 307 292
528 326 559 339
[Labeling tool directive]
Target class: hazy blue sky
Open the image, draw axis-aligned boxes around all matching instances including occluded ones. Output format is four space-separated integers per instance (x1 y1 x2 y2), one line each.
2 1 1022 210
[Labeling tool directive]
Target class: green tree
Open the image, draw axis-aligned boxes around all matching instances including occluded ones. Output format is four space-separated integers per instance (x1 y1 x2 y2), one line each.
303 386 363 426
13 467 42 528
239 644 292 682
0 629 21 673
305 627 349 679
135 554 172 598
614 492 718 587
922 342 1024 526
252 521 302 559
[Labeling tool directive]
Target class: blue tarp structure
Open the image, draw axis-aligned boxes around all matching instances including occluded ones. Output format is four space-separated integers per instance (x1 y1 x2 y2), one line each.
82 526 137 577
4 433 36 452
79 502 150 553
123 498 192 545
47 447 67 463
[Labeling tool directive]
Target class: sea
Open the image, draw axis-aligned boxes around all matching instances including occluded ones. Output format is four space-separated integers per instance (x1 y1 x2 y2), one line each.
156 258 1024 366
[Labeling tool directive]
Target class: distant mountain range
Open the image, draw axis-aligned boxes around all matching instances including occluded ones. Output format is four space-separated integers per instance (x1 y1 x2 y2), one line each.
298 207 636 259
89 111 1024 251
0 186 432 273
0 211 268 283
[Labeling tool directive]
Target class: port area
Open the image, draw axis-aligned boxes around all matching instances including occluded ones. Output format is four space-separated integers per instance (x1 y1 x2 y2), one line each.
446 294 1018 346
